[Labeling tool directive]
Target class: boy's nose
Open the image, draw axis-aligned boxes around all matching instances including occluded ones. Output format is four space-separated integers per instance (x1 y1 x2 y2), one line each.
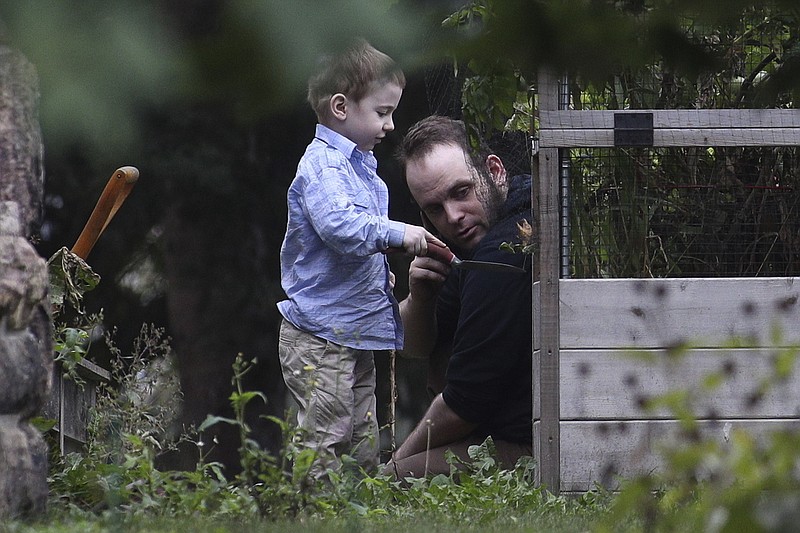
384 118 394 131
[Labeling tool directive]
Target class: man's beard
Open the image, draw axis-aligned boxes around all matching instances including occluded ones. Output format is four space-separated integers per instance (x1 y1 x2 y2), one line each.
473 169 506 227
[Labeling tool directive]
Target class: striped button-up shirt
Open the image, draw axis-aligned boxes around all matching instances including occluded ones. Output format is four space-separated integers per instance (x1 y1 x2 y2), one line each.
277 124 406 350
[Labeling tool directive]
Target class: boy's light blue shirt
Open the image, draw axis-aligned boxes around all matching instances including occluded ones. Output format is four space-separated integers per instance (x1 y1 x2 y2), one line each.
278 124 406 350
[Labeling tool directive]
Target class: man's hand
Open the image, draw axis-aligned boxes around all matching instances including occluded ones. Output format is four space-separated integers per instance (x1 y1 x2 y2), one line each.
397 227 448 359
397 254 451 359
407 254 451 304
402 224 445 256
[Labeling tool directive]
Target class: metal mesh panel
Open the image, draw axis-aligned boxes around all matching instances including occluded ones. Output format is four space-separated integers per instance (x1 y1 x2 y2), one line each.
422 5 799 279
559 6 800 278
564 146 800 278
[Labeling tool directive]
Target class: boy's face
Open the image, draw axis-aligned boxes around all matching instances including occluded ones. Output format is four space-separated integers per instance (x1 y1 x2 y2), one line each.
340 81 403 152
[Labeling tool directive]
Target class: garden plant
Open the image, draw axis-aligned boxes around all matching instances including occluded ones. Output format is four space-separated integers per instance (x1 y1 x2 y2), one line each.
4 1 800 532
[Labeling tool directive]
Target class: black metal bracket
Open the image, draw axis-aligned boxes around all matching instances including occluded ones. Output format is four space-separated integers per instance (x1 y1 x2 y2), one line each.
614 112 654 147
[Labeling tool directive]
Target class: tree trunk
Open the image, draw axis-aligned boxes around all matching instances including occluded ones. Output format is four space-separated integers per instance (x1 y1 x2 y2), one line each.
162 196 285 472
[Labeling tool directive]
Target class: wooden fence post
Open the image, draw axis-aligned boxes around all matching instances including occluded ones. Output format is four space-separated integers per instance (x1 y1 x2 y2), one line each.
533 67 561 493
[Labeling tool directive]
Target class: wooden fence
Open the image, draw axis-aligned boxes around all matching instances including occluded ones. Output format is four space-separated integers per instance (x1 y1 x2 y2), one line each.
534 277 800 492
42 358 110 455
532 69 800 493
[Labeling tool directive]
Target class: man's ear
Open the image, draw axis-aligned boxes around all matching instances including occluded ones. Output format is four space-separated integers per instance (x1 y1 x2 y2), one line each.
485 154 507 186
330 93 347 121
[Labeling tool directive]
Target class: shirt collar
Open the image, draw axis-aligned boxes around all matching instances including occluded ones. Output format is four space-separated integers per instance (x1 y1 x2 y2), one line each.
315 124 357 158
315 124 377 171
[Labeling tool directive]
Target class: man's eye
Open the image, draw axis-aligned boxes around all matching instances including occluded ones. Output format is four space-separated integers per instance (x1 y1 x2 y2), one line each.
454 187 470 198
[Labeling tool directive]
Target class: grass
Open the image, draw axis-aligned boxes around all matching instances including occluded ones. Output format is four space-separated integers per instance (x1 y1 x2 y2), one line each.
6 505 606 533
14 328 795 533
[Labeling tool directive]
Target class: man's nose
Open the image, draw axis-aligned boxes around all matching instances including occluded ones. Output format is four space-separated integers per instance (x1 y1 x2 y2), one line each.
444 203 463 224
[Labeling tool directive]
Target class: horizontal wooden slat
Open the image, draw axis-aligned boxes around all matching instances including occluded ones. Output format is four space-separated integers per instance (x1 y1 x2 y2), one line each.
540 109 800 129
540 128 800 147
538 109 800 147
560 348 800 420
553 278 800 349
552 418 800 492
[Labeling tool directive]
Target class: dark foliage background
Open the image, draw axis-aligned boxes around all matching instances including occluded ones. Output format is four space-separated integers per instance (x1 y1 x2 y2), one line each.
3 0 800 471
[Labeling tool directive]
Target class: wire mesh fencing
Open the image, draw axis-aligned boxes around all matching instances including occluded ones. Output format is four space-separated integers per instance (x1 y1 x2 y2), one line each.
557 5 800 278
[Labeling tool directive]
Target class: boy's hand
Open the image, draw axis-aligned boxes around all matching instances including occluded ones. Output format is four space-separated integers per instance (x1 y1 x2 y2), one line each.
402 224 445 256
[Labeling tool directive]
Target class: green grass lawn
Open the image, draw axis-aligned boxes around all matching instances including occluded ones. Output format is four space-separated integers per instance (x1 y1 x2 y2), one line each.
7 507 606 533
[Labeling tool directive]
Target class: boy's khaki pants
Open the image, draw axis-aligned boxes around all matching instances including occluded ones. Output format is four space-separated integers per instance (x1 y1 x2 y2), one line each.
278 319 379 480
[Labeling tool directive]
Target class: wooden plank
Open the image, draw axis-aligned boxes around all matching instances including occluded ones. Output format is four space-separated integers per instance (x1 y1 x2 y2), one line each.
560 348 800 420
540 109 800 129
560 418 800 492
556 278 800 349
40 359 110 455
61 376 94 447
75 357 111 382
540 128 800 147
534 67 562 493
532 282 541 352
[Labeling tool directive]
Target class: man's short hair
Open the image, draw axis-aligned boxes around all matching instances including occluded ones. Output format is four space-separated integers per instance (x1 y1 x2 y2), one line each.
399 116 507 228
397 115 492 177
307 38 406 122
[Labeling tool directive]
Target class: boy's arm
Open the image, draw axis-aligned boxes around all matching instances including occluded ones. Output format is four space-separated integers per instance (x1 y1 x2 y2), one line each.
301 166 403 255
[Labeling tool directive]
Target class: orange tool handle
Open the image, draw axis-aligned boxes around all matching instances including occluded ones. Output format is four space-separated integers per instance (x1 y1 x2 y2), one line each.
425 242 459 264
71 166 139 260
387 242 459 264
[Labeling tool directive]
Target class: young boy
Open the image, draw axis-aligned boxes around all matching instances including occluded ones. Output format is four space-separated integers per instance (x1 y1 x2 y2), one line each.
277 39 440 481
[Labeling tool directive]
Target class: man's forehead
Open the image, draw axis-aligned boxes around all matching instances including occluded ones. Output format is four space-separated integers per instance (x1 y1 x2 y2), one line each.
410 171 476 212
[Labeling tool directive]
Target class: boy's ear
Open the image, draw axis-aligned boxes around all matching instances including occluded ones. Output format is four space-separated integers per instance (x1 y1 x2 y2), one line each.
330 93 347 121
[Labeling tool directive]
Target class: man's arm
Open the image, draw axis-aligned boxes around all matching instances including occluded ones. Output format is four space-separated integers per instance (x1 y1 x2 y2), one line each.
398 255 450 358
393 393 477 460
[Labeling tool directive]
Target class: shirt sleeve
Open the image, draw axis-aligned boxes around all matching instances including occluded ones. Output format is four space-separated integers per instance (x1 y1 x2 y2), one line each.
300 161 399 256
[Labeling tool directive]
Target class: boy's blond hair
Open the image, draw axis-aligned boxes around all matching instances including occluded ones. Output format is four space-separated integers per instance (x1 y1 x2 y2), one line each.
307 38 406 122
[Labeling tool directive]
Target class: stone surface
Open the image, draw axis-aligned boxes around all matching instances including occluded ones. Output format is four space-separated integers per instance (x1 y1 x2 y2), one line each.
0 231 49 331
0 416 49 518
0 45 51 519
0 47 44 237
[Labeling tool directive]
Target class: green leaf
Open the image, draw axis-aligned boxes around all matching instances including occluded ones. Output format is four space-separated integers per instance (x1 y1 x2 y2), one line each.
30 416 58 432
198 414 238 431
292 448 317 483
229 390 267 409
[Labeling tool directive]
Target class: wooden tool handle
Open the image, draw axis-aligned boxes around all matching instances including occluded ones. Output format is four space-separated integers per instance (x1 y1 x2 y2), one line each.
71 166 139 260
386 242 457 263
423 242 458 264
